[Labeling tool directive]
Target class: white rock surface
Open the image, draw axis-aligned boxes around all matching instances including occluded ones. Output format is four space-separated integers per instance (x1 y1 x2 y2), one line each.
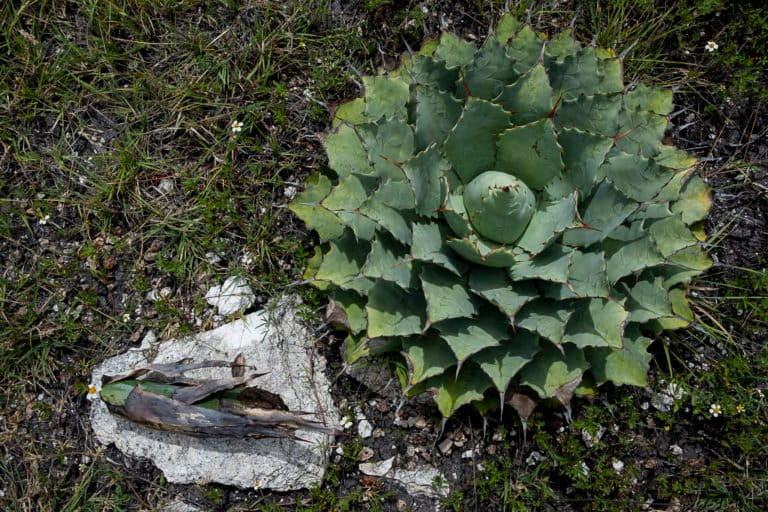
358 418 374 439
391 465 450 498
205 276 255 315
359 456 395 477
160 499 202 512
89 297 337 491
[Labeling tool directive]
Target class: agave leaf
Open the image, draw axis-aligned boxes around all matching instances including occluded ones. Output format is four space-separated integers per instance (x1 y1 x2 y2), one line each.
434 32 476 68
468 267 537 318
412 87 463 153
402 335 457 386
544 29 581 62
516 192 579 255
506 390 538 423
461 38 518 100
107 386 294 439
435 306 510 362
554 128 614 197
336 211 379 241
366 280 426 337
410 221 468 276
549 47 601 99
288 173 345 242
516 299 573 345
359 199 412 245
651 287 695 330
430 363 493 418
666 244 712 272
614 108 668 158
562 298 628 349
562 181 638 247
442 187 473 237
402 144 450 217
555 93 622 136
623 275 672 322
321 174 368 211
100 357 337 439
496 119 563 190
304 247 329 290
494 14 521 45
510 244 573 283
420 264 480 324
327 290 368 333
507 25 545 75
597 56 624 94
603 152 673 202
567 250 610 298
363 75 410 121
519 343 589 399
624 84 673 115
472 330 539 392
445 234 519 267
373 178 417 210
649 215 698 257
606 236 664 282
362 232 417 289
172 374 261 405
332 97 367 127
654 145 697 169
586 325 653 386
445 97 510 183
496 64 553 124
357 119 413 181
344 333 370 364
324 123 373 178
407 55 460 90
671 174 711 225
315 231 370 289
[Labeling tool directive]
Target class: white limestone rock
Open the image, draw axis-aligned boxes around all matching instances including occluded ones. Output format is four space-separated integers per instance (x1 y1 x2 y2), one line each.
205 276 255 315
89 297 337 491
391 465 450 498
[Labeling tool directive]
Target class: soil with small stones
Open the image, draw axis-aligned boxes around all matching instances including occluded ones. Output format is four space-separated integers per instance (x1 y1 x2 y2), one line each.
2 1 767 511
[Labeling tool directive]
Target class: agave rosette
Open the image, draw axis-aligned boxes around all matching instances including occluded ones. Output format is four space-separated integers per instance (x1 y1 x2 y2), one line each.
290 15 712 418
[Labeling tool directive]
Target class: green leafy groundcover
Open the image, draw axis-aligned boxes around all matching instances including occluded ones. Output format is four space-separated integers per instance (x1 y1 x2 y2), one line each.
290 15 712 419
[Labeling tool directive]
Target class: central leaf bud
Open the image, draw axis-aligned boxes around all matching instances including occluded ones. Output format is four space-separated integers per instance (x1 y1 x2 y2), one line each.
463 171 536 244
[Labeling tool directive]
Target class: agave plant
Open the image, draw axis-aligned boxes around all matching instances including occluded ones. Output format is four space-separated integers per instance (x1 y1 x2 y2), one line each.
290 15 711 419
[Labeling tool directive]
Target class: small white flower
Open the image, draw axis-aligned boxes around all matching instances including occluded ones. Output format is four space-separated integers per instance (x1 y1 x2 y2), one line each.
709 403 722 417
335 446 344 455
340 415 354 429
580 461 590 476
38 214 50 225
253 480 263 490
121 313 130 322
669 444 683 456
611 459 625 474
284 185 298 199
704 41 718 52
756 388 764 399
231 120 244 133
86 383 101 401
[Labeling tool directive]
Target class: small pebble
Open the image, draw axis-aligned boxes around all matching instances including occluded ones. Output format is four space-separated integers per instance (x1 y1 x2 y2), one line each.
358 447 374 462
438 438 453 455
